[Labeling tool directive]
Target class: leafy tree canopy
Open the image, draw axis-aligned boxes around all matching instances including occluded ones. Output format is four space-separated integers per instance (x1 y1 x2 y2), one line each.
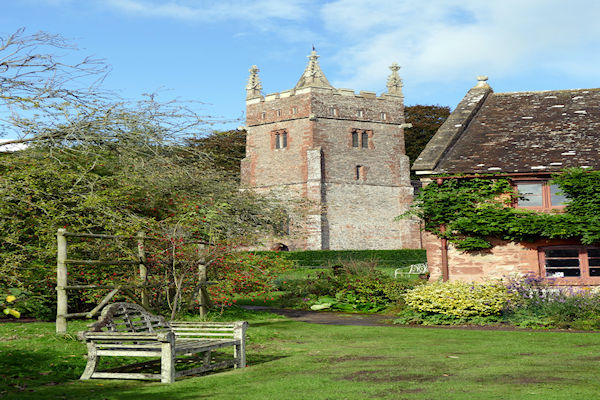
404 105 450 173
186 129 246 178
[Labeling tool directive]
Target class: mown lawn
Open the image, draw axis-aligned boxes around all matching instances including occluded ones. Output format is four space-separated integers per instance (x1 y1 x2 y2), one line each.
1 310 600 400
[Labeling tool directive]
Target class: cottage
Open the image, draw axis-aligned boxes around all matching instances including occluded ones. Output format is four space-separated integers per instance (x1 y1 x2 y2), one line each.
412 76 600 286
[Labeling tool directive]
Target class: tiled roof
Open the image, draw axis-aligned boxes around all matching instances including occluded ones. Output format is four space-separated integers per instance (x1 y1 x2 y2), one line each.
413 82 600 175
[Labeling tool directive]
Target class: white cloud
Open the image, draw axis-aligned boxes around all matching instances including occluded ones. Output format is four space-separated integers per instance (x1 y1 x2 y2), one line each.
320 0 600 91
103 0 314 24
0 140 28 152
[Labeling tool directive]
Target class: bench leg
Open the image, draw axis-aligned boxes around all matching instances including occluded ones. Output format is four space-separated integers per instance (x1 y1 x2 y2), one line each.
203 350 212 368
234 343 246 368
80 343 98 380
161 341 175 383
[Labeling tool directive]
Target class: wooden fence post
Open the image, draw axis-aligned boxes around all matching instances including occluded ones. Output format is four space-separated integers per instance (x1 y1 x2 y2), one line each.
137 231 149 308
56 229 68 334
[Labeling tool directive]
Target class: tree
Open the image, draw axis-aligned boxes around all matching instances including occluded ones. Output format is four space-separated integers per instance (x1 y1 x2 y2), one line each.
0 28 291 318
186 129 246 178
0 28 110 143
404 105 450 172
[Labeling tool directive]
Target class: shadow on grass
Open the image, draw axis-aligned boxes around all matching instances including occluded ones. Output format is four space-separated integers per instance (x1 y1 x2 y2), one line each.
0 347 85 396
0 346 287 400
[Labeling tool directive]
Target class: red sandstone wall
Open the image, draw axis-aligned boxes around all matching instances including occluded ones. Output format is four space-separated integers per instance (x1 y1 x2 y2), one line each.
424 232 594 286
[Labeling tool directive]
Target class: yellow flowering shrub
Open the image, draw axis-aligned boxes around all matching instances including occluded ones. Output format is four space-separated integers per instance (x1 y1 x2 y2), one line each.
403 280 514 317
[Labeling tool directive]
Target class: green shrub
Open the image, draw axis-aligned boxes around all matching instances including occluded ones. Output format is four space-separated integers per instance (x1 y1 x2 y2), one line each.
394 308 504 326
252 249 426 268
279 260 423 313
503 275 600 329
403 280 513 317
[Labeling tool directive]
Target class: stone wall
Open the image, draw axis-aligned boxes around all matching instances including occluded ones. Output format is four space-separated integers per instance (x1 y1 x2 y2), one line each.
424 232 594 286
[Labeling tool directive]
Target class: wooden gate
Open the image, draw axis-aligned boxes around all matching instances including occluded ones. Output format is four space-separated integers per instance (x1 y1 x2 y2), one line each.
56 229 214 334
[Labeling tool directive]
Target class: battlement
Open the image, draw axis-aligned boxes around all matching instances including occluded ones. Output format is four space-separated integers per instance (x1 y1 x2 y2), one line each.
246 86 402 105
245 86 405 127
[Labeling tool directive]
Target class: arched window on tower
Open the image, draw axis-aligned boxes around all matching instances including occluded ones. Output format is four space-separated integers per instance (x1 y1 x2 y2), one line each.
273 129 288 150
352 130 359 147
351 129 372 149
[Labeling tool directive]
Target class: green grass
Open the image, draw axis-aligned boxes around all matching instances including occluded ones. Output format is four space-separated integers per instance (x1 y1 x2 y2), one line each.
2 310 600 399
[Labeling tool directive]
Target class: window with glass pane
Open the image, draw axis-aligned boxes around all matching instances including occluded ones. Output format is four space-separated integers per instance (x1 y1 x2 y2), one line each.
544 248 580 277
352 131 359 147
517 183 543 207
282 132 287 148
274 133 280 149
588 249 600 277
549 184 568 206
361 132 369 148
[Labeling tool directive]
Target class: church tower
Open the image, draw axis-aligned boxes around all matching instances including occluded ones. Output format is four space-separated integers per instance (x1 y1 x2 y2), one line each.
241 51 419 250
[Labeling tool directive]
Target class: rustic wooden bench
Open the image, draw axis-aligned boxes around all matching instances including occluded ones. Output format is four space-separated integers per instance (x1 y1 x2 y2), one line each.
79 302 247 383
394 263 429 278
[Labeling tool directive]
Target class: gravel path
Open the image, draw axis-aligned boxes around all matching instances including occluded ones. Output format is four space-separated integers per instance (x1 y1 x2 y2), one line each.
242 306 393 326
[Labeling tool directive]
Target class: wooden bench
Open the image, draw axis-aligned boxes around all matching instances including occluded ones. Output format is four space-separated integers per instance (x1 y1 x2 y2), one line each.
79 302 247 383
394 263 429 278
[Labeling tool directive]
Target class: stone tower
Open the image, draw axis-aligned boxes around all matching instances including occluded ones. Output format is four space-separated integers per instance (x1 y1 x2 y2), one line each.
241 51 420 250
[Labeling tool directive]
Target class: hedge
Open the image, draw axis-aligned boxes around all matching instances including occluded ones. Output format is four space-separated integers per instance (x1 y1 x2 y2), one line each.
251 249 426 268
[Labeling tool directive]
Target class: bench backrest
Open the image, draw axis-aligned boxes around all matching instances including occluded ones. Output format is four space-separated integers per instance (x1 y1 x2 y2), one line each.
89 302 169 333
170 321 245 340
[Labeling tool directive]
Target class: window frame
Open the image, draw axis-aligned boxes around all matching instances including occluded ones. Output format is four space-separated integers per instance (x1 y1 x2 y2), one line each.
350 129 372 149
539 245 600 281
514 180 567 210
271 129 288 150
361 132 369 148
351 131 359 147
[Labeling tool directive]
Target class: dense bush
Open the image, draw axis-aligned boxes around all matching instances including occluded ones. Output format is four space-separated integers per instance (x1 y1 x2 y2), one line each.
207 251 293 308
279 260 423 313
395 275 600 330
503 274 600 329
0 146 289 319
403 280 514 317
253 249 426 268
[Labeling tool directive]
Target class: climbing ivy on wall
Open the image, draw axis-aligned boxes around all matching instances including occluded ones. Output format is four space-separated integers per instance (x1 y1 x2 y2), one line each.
404 168 600 251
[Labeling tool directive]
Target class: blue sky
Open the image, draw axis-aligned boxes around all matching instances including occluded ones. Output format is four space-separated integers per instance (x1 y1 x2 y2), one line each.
2 0 600 133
